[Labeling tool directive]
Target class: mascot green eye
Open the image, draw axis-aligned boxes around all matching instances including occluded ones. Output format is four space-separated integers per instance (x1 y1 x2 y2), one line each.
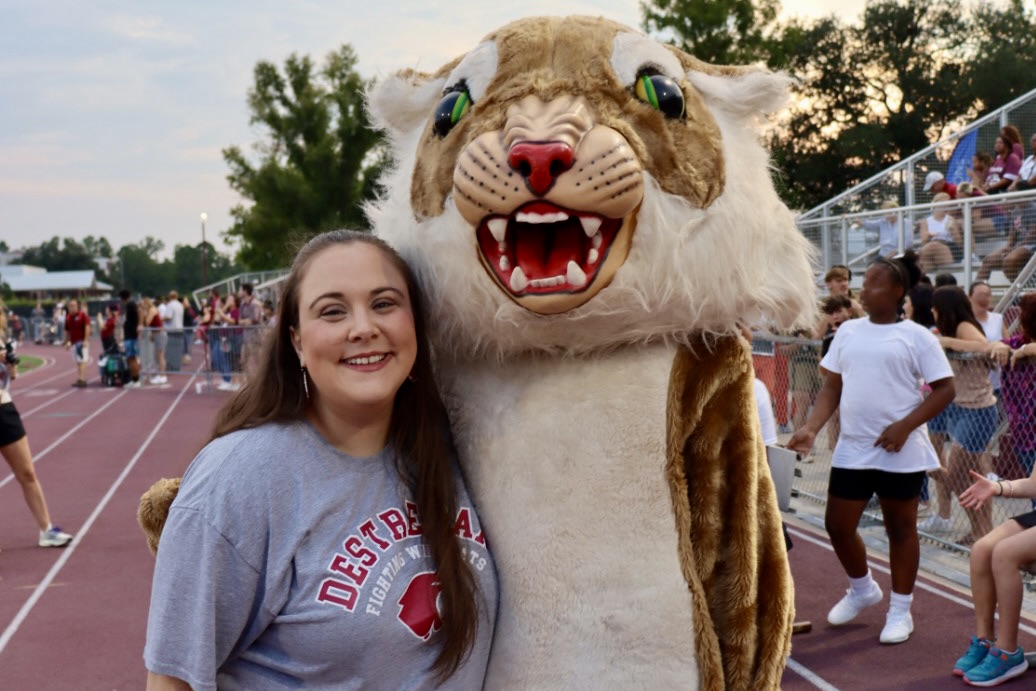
433 86 472 137
635 73 685 120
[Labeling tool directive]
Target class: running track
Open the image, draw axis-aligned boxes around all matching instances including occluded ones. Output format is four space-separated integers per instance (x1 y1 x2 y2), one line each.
0 340 1033 689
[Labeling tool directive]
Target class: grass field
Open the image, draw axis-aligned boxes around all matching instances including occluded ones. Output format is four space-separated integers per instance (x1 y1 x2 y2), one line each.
15 355 44 374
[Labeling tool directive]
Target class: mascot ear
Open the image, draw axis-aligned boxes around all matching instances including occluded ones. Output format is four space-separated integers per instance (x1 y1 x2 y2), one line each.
680 54 795 121
368 69 448 135
137 477 181 556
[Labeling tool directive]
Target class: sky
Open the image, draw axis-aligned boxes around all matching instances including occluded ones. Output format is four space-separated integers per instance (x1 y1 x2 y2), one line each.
0 0 868 261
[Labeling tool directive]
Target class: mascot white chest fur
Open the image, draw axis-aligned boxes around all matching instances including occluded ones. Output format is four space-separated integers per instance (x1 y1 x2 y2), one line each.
369 15 815 690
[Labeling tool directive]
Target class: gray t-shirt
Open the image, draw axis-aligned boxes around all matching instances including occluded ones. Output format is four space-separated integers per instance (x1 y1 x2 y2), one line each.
144 421 497 690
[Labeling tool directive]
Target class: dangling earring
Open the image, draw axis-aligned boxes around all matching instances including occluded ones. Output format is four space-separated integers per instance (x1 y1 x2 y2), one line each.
407 373 416 383
301 366 310 399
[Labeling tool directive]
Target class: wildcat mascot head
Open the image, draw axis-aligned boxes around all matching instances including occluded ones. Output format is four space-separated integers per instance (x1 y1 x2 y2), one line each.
366 14 813 690
368 15 815 356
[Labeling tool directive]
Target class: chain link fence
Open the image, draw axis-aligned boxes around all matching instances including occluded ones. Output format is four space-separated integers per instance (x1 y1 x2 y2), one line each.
752 332 1036 555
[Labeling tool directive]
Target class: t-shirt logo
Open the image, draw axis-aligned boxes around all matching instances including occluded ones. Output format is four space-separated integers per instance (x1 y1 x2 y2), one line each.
397 572 443 640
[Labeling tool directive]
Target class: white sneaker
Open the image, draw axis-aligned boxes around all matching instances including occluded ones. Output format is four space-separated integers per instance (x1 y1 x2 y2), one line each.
151 376 167 385
125 380 142 389
39 526 73 548
217 381 235 391
827 583 883 625
918 515 953 534
879 609 914 644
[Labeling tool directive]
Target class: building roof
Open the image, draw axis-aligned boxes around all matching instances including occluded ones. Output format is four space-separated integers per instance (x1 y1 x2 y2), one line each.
3 270 113 293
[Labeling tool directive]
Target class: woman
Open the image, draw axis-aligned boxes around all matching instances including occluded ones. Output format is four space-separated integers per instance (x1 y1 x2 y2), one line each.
983 135 1022 195
990 292 1036 479
917 192 963 274
968 151 993 189
788 251 954 646
954 295 1036 687
209 293 240 391
143 297 168 385
145 230 497 689
931 286 998 544
0 303 74 548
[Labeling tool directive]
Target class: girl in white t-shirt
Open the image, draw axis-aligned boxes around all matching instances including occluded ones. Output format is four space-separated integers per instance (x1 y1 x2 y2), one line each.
788 251 955 645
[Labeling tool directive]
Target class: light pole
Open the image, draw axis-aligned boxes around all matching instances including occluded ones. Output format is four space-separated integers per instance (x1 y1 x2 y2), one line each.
200 212 208 286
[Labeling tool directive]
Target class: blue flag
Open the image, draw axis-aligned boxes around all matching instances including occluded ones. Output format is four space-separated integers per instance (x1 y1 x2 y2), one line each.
946 130 977 184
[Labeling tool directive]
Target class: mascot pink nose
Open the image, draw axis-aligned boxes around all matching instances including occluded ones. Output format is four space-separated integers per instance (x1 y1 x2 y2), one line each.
508 142 574 195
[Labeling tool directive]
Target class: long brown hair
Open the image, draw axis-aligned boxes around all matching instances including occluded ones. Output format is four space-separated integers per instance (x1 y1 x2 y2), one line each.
933 285 983 337
211 229 479 678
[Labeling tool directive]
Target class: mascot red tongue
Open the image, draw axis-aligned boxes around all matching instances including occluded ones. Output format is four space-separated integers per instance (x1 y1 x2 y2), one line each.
368 14 816 690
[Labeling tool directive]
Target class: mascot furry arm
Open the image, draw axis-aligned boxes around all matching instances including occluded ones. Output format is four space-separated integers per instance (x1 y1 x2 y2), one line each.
139 15 816 690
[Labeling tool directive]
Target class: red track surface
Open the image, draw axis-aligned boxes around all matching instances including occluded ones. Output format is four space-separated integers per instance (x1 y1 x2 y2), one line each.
1 340 1034 689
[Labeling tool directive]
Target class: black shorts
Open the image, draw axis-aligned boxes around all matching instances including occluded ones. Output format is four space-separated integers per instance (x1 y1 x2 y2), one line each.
0 402 27 447
1013 511 1036 529
828 467 926 501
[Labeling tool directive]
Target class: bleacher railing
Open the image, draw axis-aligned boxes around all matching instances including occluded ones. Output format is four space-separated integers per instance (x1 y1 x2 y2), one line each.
798 87 1036 222
798 188 1036 295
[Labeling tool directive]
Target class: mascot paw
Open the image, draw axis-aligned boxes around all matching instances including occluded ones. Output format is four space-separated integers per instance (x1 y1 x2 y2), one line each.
138 477 181 556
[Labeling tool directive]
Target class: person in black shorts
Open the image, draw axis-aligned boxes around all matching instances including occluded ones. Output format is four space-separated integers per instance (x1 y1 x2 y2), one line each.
0 303 74 548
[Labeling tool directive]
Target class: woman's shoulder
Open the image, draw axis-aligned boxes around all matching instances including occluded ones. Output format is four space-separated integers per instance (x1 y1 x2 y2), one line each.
177 423 307 504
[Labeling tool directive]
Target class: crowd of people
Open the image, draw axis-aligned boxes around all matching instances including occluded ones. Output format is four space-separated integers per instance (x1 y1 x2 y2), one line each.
769 251 1035 686
863 125 1036 282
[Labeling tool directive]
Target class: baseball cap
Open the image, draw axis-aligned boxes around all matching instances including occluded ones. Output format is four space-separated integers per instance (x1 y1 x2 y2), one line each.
923 170 944 192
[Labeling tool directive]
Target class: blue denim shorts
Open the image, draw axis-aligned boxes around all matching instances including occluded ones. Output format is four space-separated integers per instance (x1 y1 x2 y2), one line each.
123 338 139 358
946 403 998 453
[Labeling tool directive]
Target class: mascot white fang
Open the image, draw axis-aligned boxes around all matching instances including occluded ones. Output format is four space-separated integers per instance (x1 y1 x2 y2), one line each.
368 15 816 690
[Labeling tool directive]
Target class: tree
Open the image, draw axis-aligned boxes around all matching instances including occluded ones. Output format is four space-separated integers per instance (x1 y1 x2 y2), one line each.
642 0 782 64
765 0 1036 211
20 236 98 272
223 45 384 269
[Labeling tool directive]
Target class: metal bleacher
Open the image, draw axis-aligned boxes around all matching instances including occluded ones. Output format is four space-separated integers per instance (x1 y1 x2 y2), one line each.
795 86 1036 308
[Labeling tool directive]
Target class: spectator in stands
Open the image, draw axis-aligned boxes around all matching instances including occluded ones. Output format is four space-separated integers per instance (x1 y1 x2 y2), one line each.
262 299 276 327
903 283 956 531
1008 131 1036 192
1000 124 1024 161
918 192 963 274
970 281 1006 397
976 202 1036 283
968 152 994 189
822 265 864 317
923 171 957 199
859 199 911 258
931 286 998 544
983 135 1022 195
935 273 958 287
954 293 1036 685
788 251 954 645
989 292 1036 478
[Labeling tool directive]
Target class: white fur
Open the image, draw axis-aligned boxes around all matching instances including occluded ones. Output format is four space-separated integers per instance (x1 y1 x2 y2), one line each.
445 40 498 100
611 31 685 86
440 345 699 687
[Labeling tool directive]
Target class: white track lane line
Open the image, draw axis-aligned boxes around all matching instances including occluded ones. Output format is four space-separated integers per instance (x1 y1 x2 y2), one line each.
785 658 840 691
787 525 1036 637
0 388 129 489
0 370 199 654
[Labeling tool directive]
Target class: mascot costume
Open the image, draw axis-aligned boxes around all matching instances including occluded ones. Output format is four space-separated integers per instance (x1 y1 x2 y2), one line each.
140 14 816 690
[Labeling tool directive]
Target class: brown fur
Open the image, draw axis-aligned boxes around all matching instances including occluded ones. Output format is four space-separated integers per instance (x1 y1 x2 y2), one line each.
137 477 180 556
667 336 793 690
409 16 724 219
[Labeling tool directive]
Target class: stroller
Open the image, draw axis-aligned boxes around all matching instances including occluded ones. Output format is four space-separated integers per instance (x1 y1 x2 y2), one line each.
98 340 129 387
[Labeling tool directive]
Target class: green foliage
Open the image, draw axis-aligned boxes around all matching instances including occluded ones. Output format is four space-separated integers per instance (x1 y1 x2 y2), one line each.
223 45 384 269
643 0 1036 211
20 236 98 272
642 0 782 64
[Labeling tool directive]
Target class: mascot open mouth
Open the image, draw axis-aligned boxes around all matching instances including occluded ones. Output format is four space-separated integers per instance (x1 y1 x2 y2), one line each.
476 201 622 297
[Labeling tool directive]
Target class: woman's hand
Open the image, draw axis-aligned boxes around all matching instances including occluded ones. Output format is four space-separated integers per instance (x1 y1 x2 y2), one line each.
991 341 1012 366
1010 342 1036 367
959 470 1000 510
786 429 816 456
874 419 912 453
